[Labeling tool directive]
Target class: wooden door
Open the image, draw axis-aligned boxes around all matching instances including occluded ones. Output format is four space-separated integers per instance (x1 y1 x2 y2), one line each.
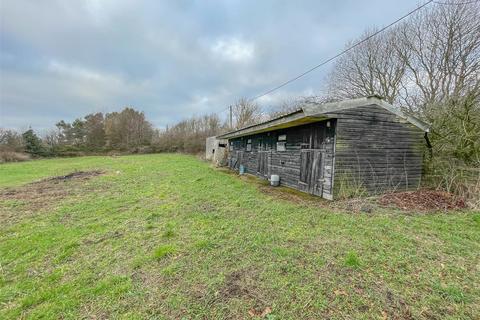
257 151 268 177
256 136 271 177
231 150 244 170
299 149 324 196
237 151 244 170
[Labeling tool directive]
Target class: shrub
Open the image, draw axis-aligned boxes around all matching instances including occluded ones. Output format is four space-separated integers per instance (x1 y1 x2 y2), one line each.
427 93 480 167
423 158 480 210
335 170 368 199
0 151 30 163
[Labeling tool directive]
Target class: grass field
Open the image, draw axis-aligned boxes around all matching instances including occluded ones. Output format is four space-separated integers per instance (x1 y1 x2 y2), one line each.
0 154 479 319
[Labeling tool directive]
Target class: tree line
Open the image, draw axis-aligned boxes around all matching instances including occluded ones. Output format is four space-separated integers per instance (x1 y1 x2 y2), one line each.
1 108 155 160
154 98 264 153
0 99 265 160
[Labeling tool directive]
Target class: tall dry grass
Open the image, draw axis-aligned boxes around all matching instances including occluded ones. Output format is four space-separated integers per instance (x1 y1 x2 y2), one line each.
0 151 31 163
423 159 480 209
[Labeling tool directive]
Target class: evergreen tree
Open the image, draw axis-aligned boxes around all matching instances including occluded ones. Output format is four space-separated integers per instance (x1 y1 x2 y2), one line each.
22 129 45 156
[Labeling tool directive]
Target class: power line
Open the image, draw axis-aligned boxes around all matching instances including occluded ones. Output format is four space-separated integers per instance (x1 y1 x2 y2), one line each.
247 0 436 102
433 0 479 5
215 0 478 118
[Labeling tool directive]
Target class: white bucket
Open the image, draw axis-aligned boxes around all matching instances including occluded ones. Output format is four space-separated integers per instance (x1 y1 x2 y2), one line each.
270 174 280 187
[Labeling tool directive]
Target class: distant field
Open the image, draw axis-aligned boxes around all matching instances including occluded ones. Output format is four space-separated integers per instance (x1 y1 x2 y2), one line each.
0 154 479 319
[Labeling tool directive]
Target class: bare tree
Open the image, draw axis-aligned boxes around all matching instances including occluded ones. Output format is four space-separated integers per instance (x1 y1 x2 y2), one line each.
43 129 61 151
153 113 226 154
0 129 7 145
395 0 480 116
267 97 302 119
267 95 340 119
232 98 262 129
0 128 24 152
327 0 480 116
428 90 480 165
328 28 407 104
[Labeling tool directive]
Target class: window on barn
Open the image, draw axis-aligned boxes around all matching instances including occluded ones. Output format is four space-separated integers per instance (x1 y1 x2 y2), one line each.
246 139 252 152
276 134 286 151
258 138 264 151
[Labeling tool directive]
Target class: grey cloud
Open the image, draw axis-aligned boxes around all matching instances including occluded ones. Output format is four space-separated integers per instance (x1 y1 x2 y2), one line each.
1 0 417 130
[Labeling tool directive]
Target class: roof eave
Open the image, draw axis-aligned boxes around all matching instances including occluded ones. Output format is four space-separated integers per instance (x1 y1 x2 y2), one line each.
375 99 430 132
218 110 329 139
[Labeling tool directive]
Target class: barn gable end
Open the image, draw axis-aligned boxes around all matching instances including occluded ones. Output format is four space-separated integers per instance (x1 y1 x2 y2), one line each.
325 104 426 197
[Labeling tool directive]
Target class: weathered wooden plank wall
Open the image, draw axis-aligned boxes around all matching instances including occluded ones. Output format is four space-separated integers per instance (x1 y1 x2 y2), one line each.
227 121 336 198
326 104 425 196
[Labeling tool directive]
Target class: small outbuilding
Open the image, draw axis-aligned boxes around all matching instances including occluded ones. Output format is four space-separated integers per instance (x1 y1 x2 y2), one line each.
205 136 228 167
216 96 430 200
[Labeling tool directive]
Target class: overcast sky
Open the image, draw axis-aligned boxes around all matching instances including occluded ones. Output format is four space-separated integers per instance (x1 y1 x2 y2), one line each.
0 0 419 132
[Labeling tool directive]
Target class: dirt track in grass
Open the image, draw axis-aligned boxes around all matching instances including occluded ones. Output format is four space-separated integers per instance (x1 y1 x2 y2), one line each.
0 170 105 224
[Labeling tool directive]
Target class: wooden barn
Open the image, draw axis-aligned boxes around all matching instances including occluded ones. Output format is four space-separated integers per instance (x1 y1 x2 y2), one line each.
216 96 430 200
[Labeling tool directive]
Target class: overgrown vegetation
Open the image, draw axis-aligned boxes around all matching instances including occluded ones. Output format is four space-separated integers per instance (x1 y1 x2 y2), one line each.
326 0 480 203
0 154 478 319
154 98 264 153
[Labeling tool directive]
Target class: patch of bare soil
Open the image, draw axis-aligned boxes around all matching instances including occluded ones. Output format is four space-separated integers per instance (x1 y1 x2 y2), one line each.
218 269 260 301
0 170 105 223
195 202 218 214
319 262 413 319
189 268 271 317
83 230 123 245
379 189 466 211
40 170 104 182
217 269 271 318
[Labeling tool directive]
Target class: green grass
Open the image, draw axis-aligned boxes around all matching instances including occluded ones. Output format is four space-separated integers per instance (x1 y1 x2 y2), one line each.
153 245 177 260
0 154 479 319
344 251 361 268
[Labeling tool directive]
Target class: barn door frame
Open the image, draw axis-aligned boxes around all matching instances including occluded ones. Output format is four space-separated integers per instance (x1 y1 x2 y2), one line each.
231 150 244 170
299 149 325 196
257 151 269 177
256 135 272 178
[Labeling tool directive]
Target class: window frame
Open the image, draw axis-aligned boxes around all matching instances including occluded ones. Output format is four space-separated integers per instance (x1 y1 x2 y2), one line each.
276 133 287 152
246 138 252 152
